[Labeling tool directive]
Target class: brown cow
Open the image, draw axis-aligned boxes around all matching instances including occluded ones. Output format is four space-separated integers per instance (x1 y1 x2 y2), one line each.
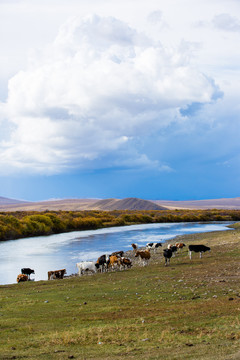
17 274 28 283
175 242 186 249
135 250 151 266
48 269 66 280
131 243 138 251
119 257 132 270
108 255 120 270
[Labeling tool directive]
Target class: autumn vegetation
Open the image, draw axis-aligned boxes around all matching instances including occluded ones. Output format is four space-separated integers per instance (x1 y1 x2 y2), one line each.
0 209 240 241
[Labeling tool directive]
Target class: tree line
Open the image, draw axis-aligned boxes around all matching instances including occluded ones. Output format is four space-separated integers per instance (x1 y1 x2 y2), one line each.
0 208 239 241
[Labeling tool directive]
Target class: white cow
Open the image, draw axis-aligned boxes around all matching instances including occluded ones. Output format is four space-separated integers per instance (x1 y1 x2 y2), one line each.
146 242 162 253
76 261 97 276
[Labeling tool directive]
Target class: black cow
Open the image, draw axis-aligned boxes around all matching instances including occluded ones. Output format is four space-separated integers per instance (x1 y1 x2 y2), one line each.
21 268 35 279
163 249 172 266
188 245 211 259
170 245 178 257
111 251 124 257
95 254 110 272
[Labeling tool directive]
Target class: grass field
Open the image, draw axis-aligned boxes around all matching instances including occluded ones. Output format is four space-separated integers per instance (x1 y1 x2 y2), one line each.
1 226 240 359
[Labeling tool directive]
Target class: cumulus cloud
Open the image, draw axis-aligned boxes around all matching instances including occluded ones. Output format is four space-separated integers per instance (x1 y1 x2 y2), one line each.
147 10 168 29
212 13 240 32
0 14 220 174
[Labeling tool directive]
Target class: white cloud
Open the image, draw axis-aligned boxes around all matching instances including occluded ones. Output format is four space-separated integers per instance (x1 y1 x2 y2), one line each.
0 14 220 175
212 13 240 32
147 10 168 29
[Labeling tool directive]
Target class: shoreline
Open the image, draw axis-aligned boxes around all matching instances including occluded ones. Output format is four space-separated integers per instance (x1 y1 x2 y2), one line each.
0 223 236 286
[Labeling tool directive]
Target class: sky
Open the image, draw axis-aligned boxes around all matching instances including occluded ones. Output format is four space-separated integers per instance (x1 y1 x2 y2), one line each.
0 0 240 201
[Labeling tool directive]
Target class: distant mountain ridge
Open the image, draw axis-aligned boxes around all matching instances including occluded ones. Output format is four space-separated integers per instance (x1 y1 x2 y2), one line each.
0 197 166 211
153 197 240 210
0 196 240 211
0 196 28 205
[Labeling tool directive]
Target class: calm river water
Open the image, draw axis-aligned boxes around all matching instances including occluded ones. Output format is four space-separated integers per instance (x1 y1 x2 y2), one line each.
0 222 232 285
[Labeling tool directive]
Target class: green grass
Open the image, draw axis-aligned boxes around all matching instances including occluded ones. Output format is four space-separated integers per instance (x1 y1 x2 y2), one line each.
1 229 240 359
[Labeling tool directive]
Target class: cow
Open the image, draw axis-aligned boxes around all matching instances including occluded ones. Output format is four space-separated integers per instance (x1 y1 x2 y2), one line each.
131 243 138 251
111 251 124 258
17 274 28 283
188 245 211 259
21 268 35 280
95 254 110 273
108 255 120 271
119 257 132 270
76 261 97 276
48 269 66 280
146 242 162 253
175 242 186 250
135 250 151 266
163 249 172 266
167 244 178 256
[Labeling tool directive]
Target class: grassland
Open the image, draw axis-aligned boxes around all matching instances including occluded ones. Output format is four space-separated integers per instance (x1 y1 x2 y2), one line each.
1 226 240 360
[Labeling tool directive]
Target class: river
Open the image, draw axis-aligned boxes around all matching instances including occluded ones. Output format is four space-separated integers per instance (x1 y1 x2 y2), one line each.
0 221 232 285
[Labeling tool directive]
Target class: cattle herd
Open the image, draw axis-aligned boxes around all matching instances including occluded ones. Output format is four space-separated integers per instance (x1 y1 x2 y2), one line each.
16 242 211 283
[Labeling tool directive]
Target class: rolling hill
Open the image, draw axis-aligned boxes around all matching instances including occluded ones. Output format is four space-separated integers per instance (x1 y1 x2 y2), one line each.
0 196 28 205
152 197 240 210
0 197 166 211
0 196 240 211
89 198 166 211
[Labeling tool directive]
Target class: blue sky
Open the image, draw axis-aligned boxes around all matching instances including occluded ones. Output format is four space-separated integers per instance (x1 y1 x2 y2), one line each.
0 0 240 201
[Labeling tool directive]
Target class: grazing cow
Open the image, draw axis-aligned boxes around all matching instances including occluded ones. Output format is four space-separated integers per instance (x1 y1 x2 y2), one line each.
108 255 120 270
48 269 66 280
119 257 132 270
17 274 28 283
175 242 186 250
76 261 97 276
146 242 162 253
111 251 124 258
167 244 178 256
188 245 211 259
131 243 138 251
95 254 110 273
21 268 35 279
163 249 172 266
135 250 151 266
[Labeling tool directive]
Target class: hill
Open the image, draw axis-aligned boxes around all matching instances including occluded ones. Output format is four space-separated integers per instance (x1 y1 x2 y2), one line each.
0 196 240 211
153 197 240 210
0 196 28 205
0 197 166 211
89 197 166 210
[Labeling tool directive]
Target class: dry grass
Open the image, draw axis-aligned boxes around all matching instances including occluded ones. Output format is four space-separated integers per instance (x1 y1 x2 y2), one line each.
0 227 240 359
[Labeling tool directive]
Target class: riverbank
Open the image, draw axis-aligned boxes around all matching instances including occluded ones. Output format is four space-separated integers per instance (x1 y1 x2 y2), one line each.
0 208 239 242
0 226 240 359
